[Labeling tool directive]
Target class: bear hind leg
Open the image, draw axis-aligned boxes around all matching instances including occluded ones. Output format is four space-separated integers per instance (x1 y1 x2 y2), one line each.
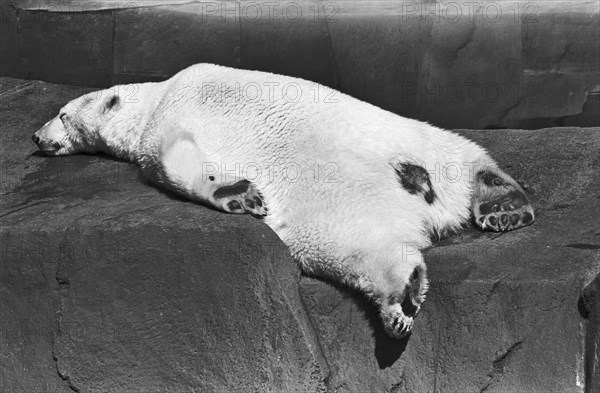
342 249 429 339
389 156 436 204
379 259 428 338
373 251 429 338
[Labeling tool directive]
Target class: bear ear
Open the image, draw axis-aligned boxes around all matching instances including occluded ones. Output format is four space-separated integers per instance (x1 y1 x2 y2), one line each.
103 94 121 114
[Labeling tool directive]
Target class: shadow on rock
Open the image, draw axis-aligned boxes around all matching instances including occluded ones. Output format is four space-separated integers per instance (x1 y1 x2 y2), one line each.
352 292 411 369
302 274 412 369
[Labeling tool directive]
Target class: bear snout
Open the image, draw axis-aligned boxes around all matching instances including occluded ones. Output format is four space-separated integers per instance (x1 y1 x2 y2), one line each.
31 131 63 155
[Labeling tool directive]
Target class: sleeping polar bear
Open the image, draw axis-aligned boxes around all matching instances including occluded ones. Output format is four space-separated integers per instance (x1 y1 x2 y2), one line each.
32 63 534 338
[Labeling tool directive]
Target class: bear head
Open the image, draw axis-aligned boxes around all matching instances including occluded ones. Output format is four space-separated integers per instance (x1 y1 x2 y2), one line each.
31 90 122 156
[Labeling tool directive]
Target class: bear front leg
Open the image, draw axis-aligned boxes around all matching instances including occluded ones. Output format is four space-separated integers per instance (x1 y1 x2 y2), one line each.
158 129 267 217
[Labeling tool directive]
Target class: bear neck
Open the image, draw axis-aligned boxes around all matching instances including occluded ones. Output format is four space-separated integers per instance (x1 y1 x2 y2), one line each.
99 83 162 162
101 115 146 162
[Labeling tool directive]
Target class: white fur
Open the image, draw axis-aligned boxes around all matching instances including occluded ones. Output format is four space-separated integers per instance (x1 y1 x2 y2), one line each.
34 64 503 337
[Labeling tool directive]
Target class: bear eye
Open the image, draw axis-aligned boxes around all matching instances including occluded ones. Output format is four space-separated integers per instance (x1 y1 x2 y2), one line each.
492 177 503 186
59 113 67 123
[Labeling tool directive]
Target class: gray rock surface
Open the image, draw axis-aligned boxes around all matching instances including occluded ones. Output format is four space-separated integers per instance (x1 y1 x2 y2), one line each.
0 78 325 392
1 77 599 392
2 0 598 129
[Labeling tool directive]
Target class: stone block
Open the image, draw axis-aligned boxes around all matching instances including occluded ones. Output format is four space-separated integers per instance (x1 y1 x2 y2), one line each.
1 77 598 392
2 1 599 128
112 4 240 84
15 9 112 86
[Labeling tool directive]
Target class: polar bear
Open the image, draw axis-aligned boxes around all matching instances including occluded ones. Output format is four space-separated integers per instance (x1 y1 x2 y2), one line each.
31 63 534 338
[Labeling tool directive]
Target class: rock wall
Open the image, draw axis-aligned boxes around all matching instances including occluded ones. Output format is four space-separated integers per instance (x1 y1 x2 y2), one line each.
1 77 599 392
1 0 598 129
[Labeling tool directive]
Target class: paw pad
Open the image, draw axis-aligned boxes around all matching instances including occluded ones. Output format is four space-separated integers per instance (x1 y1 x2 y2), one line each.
473 170 535 232
214 180 267 217
227 200 242 212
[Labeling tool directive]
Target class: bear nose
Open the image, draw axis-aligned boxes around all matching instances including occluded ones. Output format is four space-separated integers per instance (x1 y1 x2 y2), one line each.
31 134 40 144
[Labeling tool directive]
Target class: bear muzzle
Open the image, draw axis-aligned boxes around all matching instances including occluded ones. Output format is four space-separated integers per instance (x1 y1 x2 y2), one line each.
31 131 62 155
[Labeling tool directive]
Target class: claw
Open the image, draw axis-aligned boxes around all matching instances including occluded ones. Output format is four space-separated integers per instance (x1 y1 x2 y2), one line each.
400 324 407 335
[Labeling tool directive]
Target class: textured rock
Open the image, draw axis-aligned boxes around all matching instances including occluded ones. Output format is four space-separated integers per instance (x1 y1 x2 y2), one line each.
582 275 600 393
1 77 598 392
300 126 600 392
0 1 18 76
239 10 336 87
2 1 598 129
0 78 325 392
15 9 113 86
112 4 241 84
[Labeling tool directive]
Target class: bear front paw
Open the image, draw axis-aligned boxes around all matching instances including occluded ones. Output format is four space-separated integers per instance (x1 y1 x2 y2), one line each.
212 180 268 217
